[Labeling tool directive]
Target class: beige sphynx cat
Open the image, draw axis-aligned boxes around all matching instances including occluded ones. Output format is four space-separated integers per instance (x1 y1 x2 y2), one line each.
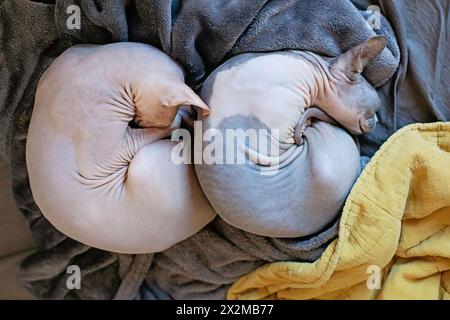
26 43 215 254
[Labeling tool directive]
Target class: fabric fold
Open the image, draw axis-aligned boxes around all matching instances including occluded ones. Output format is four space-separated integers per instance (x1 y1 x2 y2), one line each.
228 122 450 300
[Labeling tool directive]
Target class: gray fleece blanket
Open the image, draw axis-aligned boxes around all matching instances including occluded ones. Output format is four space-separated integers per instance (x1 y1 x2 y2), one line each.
0 0 447 299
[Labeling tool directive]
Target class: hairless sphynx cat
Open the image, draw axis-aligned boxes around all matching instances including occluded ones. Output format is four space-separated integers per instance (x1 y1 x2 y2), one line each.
27 37 387 253
292 37 384 144
195 36 387 237
26 43 215 254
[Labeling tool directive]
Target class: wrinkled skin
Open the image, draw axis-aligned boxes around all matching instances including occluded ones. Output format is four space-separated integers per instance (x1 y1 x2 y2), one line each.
26 43 215 254
195 36 386 237
318 36 387 134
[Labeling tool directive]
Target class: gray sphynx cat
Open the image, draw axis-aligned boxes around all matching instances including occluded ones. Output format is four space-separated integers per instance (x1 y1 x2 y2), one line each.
195 36 387 237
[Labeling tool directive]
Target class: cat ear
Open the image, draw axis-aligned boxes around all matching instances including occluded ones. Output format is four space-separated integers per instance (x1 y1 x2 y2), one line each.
162 83 210 117
331 36 387 80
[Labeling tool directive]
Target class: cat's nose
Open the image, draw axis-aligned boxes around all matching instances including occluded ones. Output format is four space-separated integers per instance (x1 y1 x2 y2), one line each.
361 114 378 132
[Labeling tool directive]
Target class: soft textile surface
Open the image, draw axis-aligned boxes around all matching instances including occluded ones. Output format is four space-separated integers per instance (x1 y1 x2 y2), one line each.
145 217 338 299
352 0 450 157
228 122 450 300
0 0 447 299
143 0 448 300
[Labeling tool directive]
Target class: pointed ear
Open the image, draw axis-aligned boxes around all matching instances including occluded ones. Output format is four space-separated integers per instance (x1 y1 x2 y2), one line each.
331 36 387 80
161 83 210 117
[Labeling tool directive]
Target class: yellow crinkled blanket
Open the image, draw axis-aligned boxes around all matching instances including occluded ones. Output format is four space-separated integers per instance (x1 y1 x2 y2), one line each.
228 122 450 300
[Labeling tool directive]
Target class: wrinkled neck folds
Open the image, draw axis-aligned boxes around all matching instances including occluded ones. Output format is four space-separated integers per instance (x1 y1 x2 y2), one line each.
289 51 332 109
